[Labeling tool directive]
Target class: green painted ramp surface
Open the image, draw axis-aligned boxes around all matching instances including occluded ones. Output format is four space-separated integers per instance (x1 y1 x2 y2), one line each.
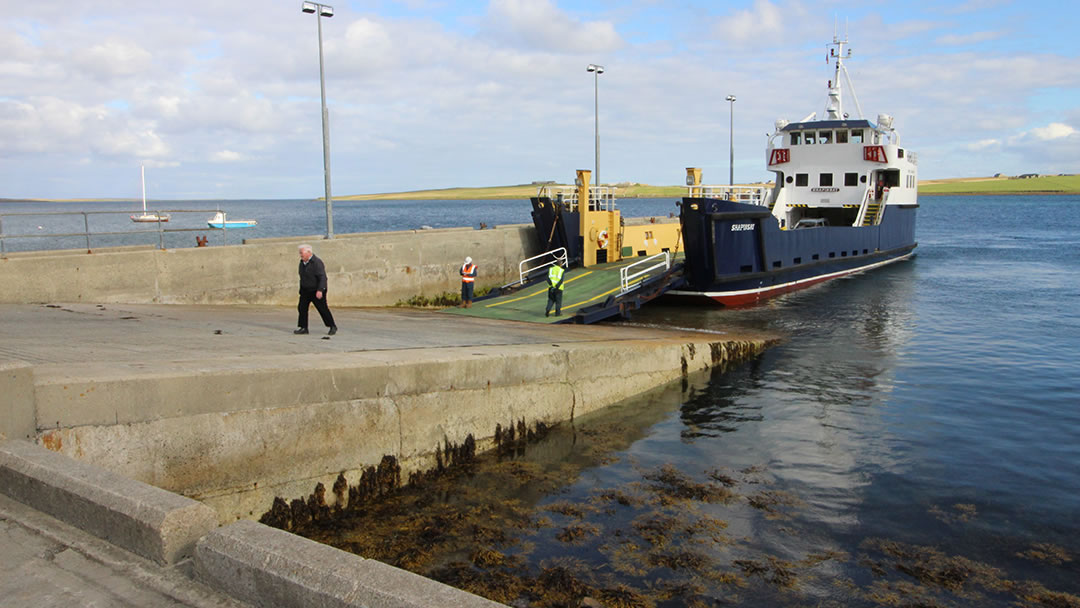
443 256 679 324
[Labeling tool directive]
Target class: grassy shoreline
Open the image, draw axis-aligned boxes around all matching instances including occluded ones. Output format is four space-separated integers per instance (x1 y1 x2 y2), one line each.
6 175 1078 203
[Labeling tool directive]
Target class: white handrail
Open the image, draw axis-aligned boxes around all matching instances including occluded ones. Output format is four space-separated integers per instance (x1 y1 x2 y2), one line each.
519 247 567 285
620 251 671 294
686 185 769 206
536 186 618 212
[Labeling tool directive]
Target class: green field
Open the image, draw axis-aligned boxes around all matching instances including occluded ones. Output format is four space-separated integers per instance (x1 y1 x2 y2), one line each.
335 182 689 201
918 175 1080 195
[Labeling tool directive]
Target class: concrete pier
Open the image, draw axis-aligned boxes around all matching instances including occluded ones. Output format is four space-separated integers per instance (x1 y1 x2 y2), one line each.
0 300 776 607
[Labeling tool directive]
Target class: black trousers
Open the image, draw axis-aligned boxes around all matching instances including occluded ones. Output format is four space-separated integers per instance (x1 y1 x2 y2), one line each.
298 289 335 329
545 288 562 315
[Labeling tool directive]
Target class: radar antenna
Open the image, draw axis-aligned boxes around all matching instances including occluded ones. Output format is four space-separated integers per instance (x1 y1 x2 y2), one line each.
824 30 864 120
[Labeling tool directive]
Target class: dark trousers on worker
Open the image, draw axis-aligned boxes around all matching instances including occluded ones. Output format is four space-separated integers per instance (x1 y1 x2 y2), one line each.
545 289 562 316
461 281 474 303
298 289 335 330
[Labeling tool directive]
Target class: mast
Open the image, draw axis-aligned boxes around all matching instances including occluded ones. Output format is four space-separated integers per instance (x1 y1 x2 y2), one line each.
141 164 147 212
824 30 864 120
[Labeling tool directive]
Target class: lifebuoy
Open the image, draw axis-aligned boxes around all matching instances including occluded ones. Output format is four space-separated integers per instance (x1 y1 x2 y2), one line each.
597 229 609 249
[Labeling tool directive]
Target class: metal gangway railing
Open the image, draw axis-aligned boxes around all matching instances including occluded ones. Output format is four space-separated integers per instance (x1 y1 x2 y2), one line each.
620 251 672 294
685 185 770 206
0 209 245 256
536 185 618 212
518 247 567 285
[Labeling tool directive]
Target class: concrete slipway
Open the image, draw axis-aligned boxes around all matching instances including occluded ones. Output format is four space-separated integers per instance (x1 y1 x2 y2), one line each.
1 301 776 607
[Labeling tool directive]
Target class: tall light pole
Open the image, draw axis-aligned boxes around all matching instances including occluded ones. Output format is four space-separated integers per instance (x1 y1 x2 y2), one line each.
725 95 736 186
302 1 335 239
587 64 604 187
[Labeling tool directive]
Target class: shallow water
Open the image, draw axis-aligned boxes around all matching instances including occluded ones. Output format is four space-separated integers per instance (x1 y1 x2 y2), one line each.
296 195 1080 606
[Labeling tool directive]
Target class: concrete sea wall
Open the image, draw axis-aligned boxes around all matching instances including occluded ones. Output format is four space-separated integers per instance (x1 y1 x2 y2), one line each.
0 224 539 306
32 336 770 522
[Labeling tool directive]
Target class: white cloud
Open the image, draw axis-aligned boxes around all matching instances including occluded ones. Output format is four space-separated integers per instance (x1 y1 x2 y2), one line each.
713 0 783 44
966 138 1001 151
936 31 1003 46
212 150 247 162
1027 122 1077 141
484 0 623 53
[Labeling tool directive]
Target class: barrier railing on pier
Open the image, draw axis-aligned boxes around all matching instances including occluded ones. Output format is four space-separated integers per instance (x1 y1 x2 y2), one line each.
0 209 244 256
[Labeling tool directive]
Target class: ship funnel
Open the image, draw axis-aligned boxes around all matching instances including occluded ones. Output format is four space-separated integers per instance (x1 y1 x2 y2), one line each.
877 113 894 129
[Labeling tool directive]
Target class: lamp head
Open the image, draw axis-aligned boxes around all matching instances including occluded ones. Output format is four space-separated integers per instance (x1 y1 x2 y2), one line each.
587 64 605 74
726 95 736 102
301 2 333 16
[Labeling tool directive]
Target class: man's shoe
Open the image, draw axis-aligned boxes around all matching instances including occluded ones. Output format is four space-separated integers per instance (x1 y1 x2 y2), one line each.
294 328 308 335
545 311 550 317
328 326 337 336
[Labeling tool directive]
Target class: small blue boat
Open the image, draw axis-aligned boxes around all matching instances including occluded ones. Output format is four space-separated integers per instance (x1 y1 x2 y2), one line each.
207 211 257 229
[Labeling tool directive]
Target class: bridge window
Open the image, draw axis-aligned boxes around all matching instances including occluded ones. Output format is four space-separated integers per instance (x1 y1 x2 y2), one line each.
803 132 815 145
818 130 833 144
845 172 858 186
836 130 849 144
790 132 801 145
851 129 864 144
819 173 833 187
898 148 905 158
796 173 808 186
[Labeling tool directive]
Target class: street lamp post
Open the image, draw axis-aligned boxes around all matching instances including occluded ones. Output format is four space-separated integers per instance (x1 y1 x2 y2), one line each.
587 64 604 188
302 1 335 239
725 95 736 187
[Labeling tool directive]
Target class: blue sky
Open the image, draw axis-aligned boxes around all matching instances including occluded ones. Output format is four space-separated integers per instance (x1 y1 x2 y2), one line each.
1 0 1078 199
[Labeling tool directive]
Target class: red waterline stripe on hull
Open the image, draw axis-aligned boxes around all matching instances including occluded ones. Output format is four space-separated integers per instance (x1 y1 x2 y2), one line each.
669 253 914 306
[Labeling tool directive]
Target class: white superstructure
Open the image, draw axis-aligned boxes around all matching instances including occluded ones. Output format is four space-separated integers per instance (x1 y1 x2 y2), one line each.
762 34 918 229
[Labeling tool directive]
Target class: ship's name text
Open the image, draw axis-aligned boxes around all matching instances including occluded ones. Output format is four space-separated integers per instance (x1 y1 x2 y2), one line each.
730 224 755 231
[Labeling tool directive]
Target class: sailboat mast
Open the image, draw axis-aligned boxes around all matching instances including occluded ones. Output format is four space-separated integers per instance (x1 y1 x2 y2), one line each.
141 165 147 212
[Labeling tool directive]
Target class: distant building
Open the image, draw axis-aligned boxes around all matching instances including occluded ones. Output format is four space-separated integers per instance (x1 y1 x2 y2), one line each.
1018 173 1040 179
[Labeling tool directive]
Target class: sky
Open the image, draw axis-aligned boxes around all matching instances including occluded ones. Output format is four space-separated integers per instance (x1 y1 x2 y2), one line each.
2 0 1079 200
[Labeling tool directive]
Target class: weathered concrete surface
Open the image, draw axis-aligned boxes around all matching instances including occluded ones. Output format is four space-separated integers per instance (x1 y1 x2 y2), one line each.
0 439 219 565
195 520 505 608
0 361 35 441
0 493 250 608
0 224 538 306
2 302 775 522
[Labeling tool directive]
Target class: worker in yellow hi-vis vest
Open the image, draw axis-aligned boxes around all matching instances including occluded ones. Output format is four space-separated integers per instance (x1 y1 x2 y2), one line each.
545 261 565 317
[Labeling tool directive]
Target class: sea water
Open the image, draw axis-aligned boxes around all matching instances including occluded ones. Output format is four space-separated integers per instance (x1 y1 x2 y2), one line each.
8 194 1079 604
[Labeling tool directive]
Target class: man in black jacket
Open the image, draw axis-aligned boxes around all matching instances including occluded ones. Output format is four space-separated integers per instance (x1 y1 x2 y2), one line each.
296 244 337 335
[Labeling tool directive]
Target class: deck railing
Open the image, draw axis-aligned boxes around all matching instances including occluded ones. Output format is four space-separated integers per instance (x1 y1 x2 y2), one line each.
0 209 241 256
518 247 568 285
685 185 770 206
620 251 672 294
536 186 618 212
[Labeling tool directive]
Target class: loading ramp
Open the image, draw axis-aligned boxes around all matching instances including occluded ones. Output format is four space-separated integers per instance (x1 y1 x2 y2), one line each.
443 250 685 325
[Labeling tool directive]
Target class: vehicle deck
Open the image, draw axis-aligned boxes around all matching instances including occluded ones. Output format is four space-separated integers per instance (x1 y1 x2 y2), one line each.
443 254 684 324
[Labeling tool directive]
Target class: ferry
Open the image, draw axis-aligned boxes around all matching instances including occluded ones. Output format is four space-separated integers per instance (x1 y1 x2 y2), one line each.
671 35 918 306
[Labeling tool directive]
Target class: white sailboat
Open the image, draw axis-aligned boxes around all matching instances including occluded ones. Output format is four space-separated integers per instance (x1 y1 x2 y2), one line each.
130 165 170 223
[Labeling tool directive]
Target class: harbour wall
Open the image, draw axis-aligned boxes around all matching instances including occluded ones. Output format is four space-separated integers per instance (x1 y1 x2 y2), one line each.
28 336 770 522
0 224 539 306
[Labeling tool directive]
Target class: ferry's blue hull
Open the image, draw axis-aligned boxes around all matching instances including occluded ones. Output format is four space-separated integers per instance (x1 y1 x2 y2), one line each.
674 197 917 305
